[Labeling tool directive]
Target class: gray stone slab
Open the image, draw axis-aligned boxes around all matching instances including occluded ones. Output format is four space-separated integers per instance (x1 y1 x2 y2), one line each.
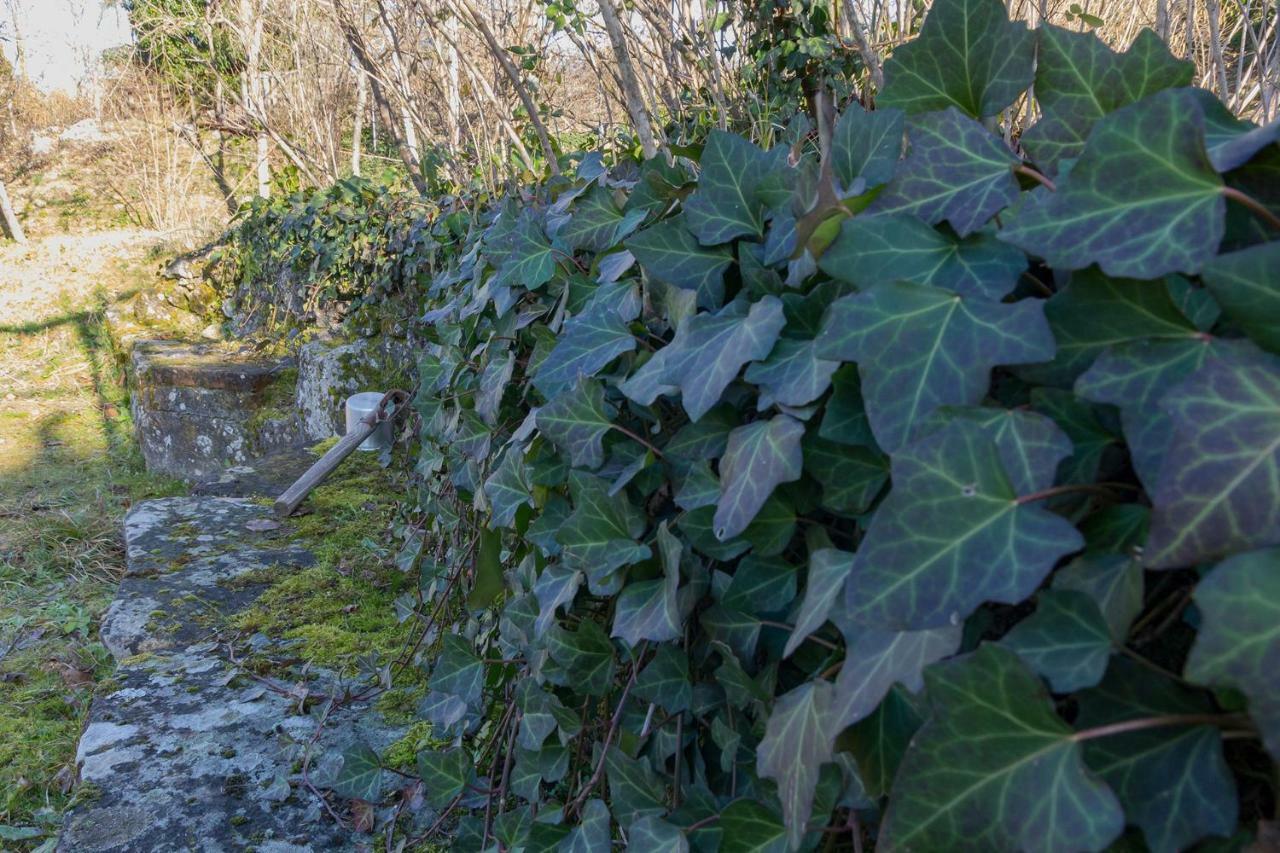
62 497 403 853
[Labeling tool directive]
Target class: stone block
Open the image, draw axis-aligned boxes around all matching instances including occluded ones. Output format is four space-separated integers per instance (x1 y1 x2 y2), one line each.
294 336 414 441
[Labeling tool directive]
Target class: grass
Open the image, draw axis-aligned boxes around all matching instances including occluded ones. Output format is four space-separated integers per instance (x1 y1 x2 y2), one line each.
0 248 185 840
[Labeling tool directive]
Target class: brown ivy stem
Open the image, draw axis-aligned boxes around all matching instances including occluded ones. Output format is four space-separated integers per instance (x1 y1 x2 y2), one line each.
684 813 722 833
1222 186 1280 231
566 643 647 818
611 423 666 459
1014 164 1057 191
1071 713 1253 743
1118 646 1190 685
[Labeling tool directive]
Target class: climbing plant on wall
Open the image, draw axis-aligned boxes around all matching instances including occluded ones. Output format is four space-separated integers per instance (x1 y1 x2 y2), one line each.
311 0 1280 847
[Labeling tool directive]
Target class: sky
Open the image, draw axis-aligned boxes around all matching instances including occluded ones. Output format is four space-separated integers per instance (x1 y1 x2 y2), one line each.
0 0 132 93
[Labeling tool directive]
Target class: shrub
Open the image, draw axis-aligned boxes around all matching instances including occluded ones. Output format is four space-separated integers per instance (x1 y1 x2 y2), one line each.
325 0 1280 847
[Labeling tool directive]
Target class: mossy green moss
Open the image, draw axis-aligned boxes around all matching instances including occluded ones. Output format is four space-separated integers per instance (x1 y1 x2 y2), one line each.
380 721 447 772
230 446 415 674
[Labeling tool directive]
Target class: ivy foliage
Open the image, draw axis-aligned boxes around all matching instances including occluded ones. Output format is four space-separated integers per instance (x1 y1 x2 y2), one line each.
311 0 1280 846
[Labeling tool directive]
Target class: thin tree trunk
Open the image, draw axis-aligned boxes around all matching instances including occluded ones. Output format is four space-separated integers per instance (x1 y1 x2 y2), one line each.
451 0 560 174
596 0 659 159
352 65 366 177
0 179 26 244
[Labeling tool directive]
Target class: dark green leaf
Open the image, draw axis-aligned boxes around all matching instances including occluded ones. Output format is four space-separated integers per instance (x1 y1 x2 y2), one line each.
613 522 683 646
432 634 485 706
723 554 797 615
819 214 1025 300
1001 589 1112 692
714 414 804 541
1052 554 1143 643
718 800 788 853
561 799 610 852
744 338 840 410
847 685 925 797
817 365 876 448
915 406 1073 495
537 377 615 469
604 746 667 825
1145 354 1280 567
468 526 505 609
484 445 534 528
879 0 1034 119
833 103 904 191
547 619 615 696
784 548 854 657
882 645 1123 851
684 130 767 243
756 681 838 849
1023 26 1193 171
803 437 889 516
625 297 786 422
1077 660 1238 853
1185 548 1280 760
332 743 383 802
833 626 962 728
533 564 582 635
846 420 1083 629
814 282 1055 452
1002 89 1225 278
627 817 689 852
633 642 692 713
533 302 637 398
494 213 556 290
626 215 734 310
563 185 643 251
417 747 471 808
1201 242 1280 353
868 108 1021 236
557 472 651 594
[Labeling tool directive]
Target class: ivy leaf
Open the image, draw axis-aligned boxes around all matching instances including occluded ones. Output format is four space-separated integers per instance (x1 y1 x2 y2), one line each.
1077 660 1238 853
537 377 615 470
1075 337 1258 490
1145 354 1280 568
1201 242 1280 354
684 130 767 243
612 523 682 647
803 437 889 516
879 0 1034 119
723 554 798 615
846 419 1083 629
631 297 786 422
557 472 651 594
1052 554 1144 644
563 185 643 251
633 642 692 713
832 625 963 728
533 564 582 636
1001 589 1112 692
1023 26 1193 171
814 282 1055 452
714 415 805 541
1002 89 1225 278
332 743 384 802
604 747 667 825
868 108 1021 237
532 302 637 399
1186 548 1280 760
883 644 1124 851
757 681 838 850
626 215 734 310
915 406 1073 495
832 102 904 191
432 634 485 707
417 748 471 808
1022 268 1198 386
744 338 840 410
818 214 1025 300
627 817 688 852
784 548 854 657
561 799 610 853
818 365 876 448
493 212 557 291
847 685 925 797
718 800 788 853
484 446 533 528
547 619 615 696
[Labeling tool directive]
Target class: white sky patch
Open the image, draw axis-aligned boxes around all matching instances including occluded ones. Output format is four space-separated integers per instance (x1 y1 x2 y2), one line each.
1 0 132 93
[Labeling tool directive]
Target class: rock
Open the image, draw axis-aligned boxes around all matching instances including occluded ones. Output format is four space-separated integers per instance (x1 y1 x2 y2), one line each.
295 337 414 442
191 447 320 499
130 341 304 479
30 133 56 155
58 118 118 145
61 496 404 853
